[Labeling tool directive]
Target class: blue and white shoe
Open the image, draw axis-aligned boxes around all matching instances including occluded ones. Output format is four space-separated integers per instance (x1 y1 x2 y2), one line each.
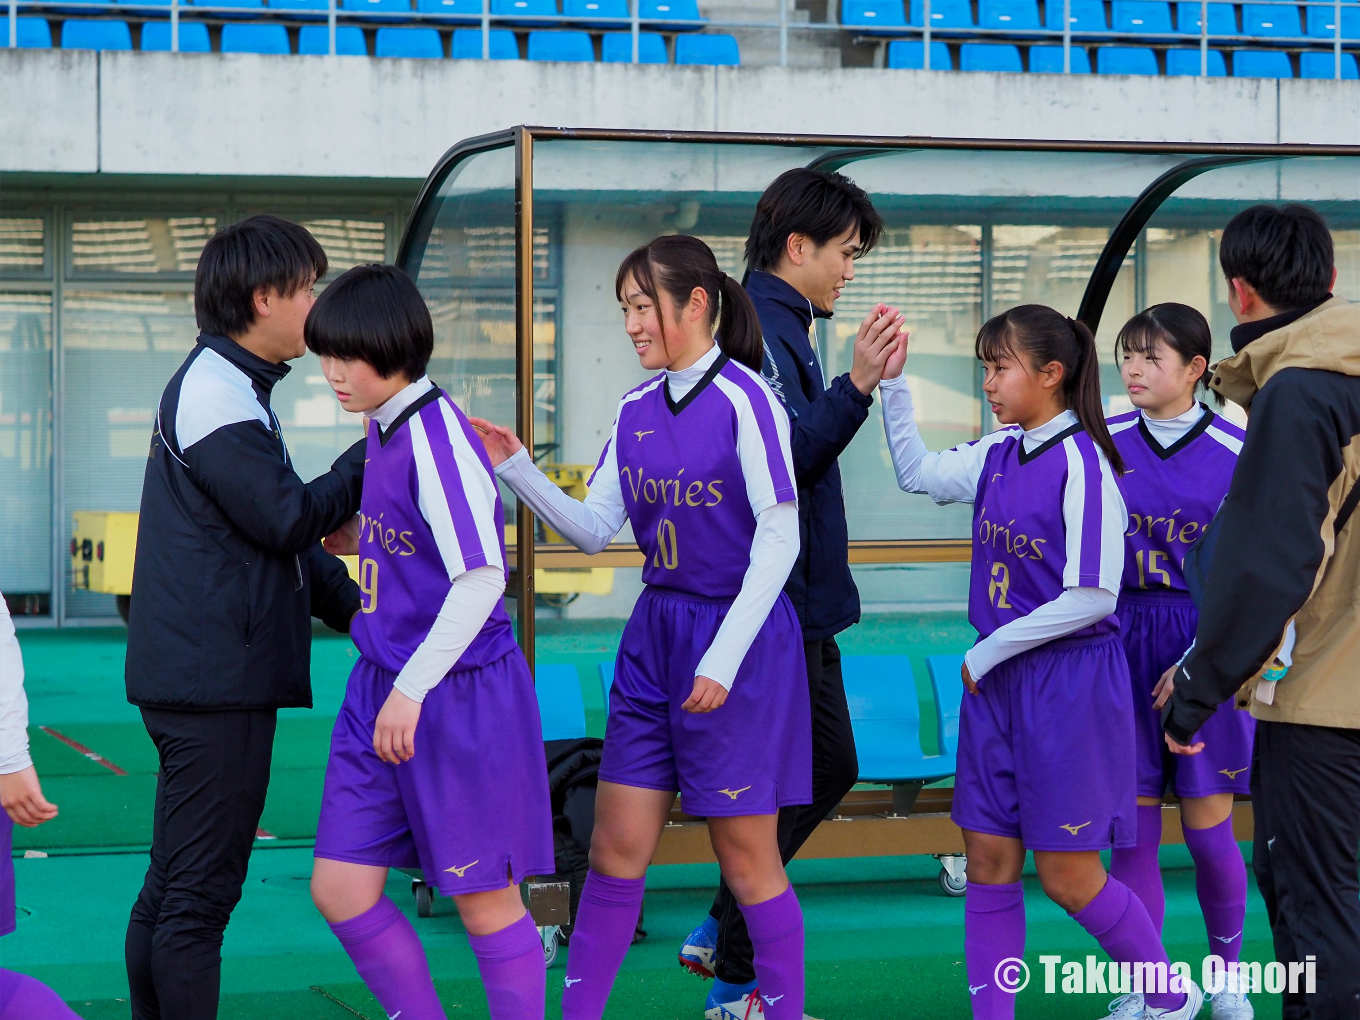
679 915 719 979
1208 989 1254 1020
704 980 761 1020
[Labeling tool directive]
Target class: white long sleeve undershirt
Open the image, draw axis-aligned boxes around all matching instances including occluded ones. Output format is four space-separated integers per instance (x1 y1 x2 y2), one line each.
1141 402 1206 447
0 593 31 775
879 373 1119 678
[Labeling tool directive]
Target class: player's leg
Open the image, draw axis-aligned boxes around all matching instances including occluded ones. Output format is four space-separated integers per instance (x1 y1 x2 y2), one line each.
1179 794 1250 1019
453 883 544 1020
961 829 1027 1020
126 751 170 1020
1111 797 1167 933
561 782 673 1020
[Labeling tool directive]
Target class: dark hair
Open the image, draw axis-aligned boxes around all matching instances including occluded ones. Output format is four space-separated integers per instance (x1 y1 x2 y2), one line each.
1219 203 1334 310
1116 302 1220 404
744 168 885 274
194 214 328 338
615 235 764 372
304 264 434 381
976 304 1125 474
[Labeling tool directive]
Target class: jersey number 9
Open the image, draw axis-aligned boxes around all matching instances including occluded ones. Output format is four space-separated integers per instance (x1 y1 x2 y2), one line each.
359 557 379 614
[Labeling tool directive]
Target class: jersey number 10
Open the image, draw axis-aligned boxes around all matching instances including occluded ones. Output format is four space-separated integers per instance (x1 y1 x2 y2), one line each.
653 519 679 570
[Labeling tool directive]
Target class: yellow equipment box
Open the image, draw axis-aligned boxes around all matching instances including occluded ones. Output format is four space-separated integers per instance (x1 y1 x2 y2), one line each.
71 511 138 596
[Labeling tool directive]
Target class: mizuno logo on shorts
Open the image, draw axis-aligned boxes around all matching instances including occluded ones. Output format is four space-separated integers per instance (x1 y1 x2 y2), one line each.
445 860 479 877
718 786 752 800
1060 821 1092 835
1219 767 1248 779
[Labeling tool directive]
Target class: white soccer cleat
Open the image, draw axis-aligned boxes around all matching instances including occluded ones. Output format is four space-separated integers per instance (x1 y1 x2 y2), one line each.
1208 990 1254 1020
1100 992 1146 1019
1144 979 1205 1020
704 988 764 1020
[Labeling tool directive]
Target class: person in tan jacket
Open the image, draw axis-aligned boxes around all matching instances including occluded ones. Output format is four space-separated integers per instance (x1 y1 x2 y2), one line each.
1163 204 1360 1020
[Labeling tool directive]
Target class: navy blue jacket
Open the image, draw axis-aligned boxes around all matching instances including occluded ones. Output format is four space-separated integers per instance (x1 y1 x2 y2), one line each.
748 271 872 641
126 333 364 711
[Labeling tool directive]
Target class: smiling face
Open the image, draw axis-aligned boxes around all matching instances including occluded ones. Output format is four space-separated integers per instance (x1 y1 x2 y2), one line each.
1120 335 1204 419
619 273 712 373
319 356 411 415
779 223 862 313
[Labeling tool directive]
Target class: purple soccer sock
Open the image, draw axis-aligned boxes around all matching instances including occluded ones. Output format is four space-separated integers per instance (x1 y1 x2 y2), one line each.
1072 877 1185 1012
1110 804 1166 934
1183 816 1247 965
738 884 805 1020
964 881 1026 1020
0 969 86 1020
561 870 645 1020
328 896 447 1020
468 911 545 1020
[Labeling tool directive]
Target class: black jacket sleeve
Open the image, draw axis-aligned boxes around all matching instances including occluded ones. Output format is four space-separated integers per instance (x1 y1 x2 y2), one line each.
306 543 361 633
1164 369 1339 743
184 424 365 556
765 338 872 489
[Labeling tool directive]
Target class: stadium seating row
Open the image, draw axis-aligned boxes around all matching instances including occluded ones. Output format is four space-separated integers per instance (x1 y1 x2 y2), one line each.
0 17 737 58
845 0 1360 41
887 36 1356 73
6 0 704 23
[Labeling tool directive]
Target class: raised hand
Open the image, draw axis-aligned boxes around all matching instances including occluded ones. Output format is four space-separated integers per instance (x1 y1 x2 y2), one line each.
882 326 910 381
849 303 907 395
467 417 525 467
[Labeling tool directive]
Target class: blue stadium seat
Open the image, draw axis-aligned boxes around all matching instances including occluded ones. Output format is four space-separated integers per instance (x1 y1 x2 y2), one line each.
451 26 518 54
843 656 953 787
1306 4 1360 38
492 0 559 24
597 662 614 708
886 37 952 65
417 0 487 19
298 23 369 52
343 0 414 17
601 30 667 60
960 41 1023 69
1176 2 1236 35
61 19 133 49
269 0 331 15
536 664 588 741
674 32 738 63
141 21 212 49
1233 47 1294 74
910 0 974 27
1112 0 1174 33
375 24 443 54
641 0 703 27
1242 3 1302 37
221 23 290 52
1165 45 1228 71
842 0 909 30
1029 42 1093 69
925 655 964 770
564 0 629 18
1 16 53 46
1044 0 1107 32
527 28 594 58
978 0 1040 29
1300 49 1360 75
208 0 265 13
1097 43 1159 71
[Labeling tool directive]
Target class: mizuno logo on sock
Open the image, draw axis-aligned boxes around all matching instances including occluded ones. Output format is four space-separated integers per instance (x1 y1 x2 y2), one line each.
763 994 784 1005
969 984 988 995
1219 767 1248 779
564 977 583 987
1060 821 1091 835
718 786 752 800
1214 931 1243 943
388 1013 402 1019
445 860 479 877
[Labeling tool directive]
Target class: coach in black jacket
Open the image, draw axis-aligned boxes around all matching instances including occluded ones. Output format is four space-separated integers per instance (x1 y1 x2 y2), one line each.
124 216 363 1020
697 169 903 999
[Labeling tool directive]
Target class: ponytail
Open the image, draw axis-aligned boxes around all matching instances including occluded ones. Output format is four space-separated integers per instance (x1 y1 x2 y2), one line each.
615 235 765 373
975 304 1125 475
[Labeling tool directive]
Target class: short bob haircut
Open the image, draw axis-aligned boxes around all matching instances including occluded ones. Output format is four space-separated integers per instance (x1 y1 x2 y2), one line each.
304 264 434 381
195 214 327 338
1219 203 1334 310
744 168 884 274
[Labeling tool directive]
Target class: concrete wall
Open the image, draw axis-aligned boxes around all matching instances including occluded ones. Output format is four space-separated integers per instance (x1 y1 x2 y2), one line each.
3 48 1358 180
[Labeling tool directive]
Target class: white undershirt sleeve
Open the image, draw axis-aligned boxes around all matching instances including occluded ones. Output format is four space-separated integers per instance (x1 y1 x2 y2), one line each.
494 447 627 554
879 375 1009 504
963 587 1119 679
393 565 507 703
694 501 800 690
0 593 32 775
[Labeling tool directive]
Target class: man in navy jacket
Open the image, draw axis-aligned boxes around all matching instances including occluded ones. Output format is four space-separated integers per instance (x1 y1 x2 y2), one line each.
683 169 903 1018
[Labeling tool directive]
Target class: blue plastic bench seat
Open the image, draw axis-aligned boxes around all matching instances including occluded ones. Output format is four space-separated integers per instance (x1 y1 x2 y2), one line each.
1233 46 1293 75
61 19 133 49
887 38 952 66
269 0 331 14
925 655 965 773
298 23 369 52
564 0 630 18
598 662 615 708
1242 2 1302 37
1300 49 1359 76
642 0 703 27
601 30 667 60
375 24 443 54
960 41 1022 69
1164 45 1227 72
536 664 588 741
417 0 487 18
1029 43 1092 70
978 0 1040 30
1097 44 1159 72
1176 2 1236 35
451 26 518 54
493 0 560 24
210 0 267 12
528 28 594 58
843 655 953 788
674 32 738 63
1112 0 1174 33
141 20 212 49
1307 4 1360 39
221 22 290 52
343 0 414 16
1044 0 1107 32
1 16 53 46
910 0 973 27
842 0 908 30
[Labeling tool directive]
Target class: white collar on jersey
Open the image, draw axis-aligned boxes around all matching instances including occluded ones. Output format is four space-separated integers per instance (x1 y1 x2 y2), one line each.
370 375 435 430
664 343 721 404
1020 408 1079 452
1140 402 1207 448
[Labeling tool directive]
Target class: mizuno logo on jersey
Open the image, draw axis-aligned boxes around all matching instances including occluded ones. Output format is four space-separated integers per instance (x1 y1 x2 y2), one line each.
1219 767 1248 779
445 860 479 877
1060 821 1092 835
718 786 752 800
634 430 655 440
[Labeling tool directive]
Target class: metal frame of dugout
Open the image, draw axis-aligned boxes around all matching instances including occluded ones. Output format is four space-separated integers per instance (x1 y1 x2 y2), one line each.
395 128 1360 874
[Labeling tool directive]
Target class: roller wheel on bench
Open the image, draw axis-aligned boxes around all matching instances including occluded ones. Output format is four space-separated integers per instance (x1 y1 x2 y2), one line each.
938 865 967 897
413 878 435 917
541 925 560 968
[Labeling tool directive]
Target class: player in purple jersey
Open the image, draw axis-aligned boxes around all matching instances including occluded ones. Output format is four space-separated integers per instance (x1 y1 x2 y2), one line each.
474 236 811 1020
304 266 555 1020
881 305 1203 1020
1106 304 1254 1020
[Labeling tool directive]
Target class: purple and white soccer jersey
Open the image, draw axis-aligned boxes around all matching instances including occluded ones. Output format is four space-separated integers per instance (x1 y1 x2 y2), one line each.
1108 406 1254 797
314 385 554 896
589 352 811 816
930 415 1137 850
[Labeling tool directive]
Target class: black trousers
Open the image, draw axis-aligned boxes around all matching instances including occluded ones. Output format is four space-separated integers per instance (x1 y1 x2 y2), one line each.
711 636 859 984
126 708 277 1020
1251 720 1360 1020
